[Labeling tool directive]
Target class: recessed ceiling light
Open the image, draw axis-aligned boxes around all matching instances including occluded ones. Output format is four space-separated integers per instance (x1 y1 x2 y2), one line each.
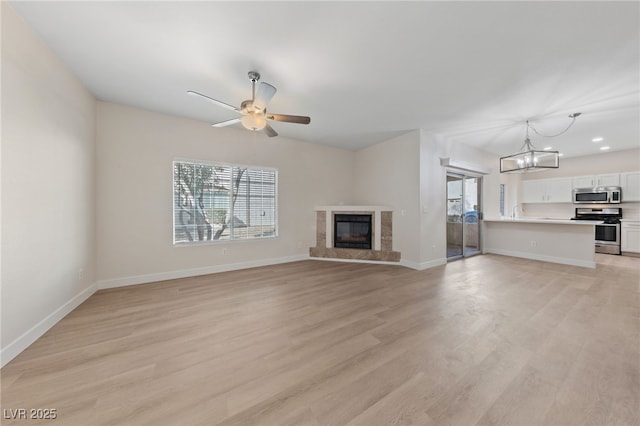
543 146 553 151
600 146 610 151
592 137 604 142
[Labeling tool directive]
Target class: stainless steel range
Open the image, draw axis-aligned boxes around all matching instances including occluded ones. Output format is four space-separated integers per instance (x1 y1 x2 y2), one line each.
572 207 622 255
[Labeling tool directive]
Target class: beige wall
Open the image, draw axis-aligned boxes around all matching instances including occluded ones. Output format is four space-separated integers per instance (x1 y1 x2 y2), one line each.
353 130 421 265
418 132 447 267
95 102 354 283
1 4 96 357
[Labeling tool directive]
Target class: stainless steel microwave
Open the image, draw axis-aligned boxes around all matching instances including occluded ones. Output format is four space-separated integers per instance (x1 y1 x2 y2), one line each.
572 186 621 204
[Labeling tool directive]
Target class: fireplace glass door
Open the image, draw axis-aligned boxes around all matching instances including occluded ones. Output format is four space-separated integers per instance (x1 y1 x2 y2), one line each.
334 214 372 249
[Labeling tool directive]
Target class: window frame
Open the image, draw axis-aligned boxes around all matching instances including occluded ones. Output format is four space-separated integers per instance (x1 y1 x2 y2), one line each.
172 158 278 246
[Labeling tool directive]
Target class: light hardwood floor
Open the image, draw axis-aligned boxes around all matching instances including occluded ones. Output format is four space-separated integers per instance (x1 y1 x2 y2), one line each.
2 254 639 425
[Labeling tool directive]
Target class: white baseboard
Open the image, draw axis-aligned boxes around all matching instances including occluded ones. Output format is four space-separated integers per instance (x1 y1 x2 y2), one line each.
400 257 447 270
1 283 98 368
485 248 596 269
96 254 308 290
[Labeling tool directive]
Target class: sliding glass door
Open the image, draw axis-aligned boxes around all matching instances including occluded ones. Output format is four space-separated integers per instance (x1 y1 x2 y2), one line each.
446 172 482 260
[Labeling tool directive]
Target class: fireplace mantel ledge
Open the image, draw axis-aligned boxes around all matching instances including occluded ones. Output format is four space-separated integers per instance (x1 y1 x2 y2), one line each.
315 205 393 211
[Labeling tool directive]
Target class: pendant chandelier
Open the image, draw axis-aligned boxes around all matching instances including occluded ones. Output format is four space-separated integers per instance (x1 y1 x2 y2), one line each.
500 113 581 173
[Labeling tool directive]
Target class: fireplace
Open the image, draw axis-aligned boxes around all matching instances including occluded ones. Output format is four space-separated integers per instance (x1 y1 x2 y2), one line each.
310 205 400 262
334 214 372 249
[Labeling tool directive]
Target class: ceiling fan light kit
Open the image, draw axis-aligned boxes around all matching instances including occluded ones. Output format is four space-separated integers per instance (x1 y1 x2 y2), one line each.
240 112 267 131
188 71 310 137
500 113 580 173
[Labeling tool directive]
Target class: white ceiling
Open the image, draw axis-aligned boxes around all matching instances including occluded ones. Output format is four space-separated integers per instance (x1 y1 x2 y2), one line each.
9 1 640 157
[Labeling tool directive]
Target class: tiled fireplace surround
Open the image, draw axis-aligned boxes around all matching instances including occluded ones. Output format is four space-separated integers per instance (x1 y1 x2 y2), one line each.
309 205 401 262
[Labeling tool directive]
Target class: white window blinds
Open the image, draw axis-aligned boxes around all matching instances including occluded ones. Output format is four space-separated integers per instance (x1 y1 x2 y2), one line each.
173 160 277 244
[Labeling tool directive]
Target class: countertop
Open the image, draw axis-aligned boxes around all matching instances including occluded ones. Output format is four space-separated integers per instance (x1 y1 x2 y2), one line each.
484 217 603 225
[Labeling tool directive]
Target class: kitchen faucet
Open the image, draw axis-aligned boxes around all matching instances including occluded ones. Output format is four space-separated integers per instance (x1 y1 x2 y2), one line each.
511 204 518 219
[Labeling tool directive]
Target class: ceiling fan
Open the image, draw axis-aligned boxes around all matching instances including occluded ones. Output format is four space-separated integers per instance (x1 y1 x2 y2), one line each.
188 71 311 137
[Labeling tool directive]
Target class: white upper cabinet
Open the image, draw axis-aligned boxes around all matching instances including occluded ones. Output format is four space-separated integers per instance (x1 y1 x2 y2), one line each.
572 175 595 188
521 177 572 203
572 173 620 189
521 179 548 203
546 178 573 202
621 171 640 201
596 173 620 186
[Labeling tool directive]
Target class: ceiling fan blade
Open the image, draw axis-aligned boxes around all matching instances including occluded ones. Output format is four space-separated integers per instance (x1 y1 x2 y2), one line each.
266 113 311 125
187 90 239 112
253 82 277 111
264 123 278 137
212 118 241 128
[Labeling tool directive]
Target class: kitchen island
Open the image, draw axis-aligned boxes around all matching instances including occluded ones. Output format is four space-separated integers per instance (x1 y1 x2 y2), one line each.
483 217 601 268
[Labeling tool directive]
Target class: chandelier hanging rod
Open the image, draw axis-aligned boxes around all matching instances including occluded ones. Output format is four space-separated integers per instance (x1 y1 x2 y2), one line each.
528 112 581 138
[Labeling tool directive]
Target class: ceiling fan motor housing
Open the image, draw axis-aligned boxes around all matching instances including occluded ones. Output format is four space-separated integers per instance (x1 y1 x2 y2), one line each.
241 99 265 114
248 71 260 83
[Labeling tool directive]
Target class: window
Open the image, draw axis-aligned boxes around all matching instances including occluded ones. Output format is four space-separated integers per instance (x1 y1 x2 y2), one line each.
499 183 505 216
173 160 277 244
